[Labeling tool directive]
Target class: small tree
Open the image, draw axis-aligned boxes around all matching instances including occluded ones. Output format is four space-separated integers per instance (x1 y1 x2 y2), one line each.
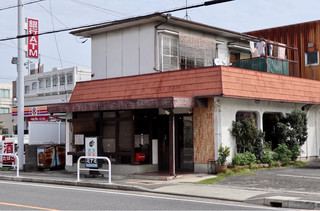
231 118 264 160
276 109 307 160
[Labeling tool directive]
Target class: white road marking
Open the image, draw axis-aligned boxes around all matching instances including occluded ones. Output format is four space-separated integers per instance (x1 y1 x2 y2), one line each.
278 174 320 180
0 180 278 210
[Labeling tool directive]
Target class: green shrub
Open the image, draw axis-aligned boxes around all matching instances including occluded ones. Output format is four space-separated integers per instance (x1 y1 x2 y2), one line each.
289 144 301 161
260 147 276 164
274 144 292 163
231 118 264 160
231 151 256 166
276 109 307 159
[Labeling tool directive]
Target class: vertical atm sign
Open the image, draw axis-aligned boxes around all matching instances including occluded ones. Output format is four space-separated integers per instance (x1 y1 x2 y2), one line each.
27 18 39 58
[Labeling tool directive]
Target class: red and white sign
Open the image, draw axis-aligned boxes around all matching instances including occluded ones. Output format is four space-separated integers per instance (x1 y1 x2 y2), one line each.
2 141 15 163
27 18 39 58
28 116 48 122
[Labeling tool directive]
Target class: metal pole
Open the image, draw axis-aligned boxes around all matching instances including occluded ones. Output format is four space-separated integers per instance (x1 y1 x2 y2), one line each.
17 0 25 170
169 111 175 176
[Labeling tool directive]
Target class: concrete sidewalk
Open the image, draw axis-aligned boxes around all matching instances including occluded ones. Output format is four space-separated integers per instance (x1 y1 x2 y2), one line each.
0 169 319 210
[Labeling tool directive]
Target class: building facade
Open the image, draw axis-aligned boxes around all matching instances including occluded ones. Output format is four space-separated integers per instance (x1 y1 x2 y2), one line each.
12 66 91 134
246 20 320 80
0 83 15 135
48 14 320 175
0 83 12 115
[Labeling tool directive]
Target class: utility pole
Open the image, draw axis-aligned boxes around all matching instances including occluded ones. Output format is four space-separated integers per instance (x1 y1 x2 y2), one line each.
17 0 25 169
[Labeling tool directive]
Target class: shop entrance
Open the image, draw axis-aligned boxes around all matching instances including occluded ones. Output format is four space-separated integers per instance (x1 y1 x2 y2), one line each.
175 115 194 172
263 112 282 149
158 115 170 172
158 114 194 173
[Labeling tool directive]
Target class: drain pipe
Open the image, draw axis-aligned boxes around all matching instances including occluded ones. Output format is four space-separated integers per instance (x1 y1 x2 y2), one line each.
214 98 222 160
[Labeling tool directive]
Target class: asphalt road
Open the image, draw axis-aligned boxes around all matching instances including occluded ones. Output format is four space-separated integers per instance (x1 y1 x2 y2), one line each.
218 161 320 193
0 180 277 210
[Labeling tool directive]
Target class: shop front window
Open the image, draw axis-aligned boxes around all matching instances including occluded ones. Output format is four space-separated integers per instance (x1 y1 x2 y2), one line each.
102 121 116 153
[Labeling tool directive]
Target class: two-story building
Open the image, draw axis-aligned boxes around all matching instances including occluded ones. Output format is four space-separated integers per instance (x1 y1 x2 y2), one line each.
48 13 320 176
0 83 16 135
12 66 91 133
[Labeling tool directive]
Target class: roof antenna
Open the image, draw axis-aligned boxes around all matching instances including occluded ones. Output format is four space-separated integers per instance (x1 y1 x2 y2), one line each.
183 0 191 20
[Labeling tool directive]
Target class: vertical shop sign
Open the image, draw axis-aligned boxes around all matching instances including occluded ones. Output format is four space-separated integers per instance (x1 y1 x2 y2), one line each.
2 141 15 163
85 137 98 168
27 18 39 58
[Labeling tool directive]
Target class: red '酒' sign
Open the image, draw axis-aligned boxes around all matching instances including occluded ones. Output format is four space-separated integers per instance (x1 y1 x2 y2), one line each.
2 142 14 163
27 18 39 58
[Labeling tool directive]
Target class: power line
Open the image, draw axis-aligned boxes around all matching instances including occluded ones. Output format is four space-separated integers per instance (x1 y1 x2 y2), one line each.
49 0 63 67
0 0 235 42
0 0 45 12
69 0 127 18
36 2 68 28
0 43 90 68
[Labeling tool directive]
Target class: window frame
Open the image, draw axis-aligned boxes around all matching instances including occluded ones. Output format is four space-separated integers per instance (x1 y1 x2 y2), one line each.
46 77 51 88
39 78 45 89
0 89 10 98
0 107 9 114
67 74 73 85
158 31 179 71
52 76 58 87
305 51 319 67
60 75 65 86
32 82 37 90
24 85 30 94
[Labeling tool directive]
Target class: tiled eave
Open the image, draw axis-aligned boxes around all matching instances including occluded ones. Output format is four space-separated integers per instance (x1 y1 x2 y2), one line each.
48 66 320 113
48 97 208 113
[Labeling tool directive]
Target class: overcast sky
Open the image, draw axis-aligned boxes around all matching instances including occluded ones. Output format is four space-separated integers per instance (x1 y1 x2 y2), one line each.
0 0 320 83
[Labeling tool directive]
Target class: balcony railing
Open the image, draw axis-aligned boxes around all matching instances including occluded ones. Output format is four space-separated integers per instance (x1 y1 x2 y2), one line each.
232 40 299 77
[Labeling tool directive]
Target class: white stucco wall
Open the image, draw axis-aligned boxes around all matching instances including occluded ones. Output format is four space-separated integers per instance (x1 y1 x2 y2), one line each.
214 97 319 164
91 23 155 80
90 22 236 80
304 105 320 158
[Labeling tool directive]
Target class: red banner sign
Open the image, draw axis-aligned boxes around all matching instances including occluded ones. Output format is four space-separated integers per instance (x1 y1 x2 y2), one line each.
28 116 48 122
2 142 14 163
27 18 39 58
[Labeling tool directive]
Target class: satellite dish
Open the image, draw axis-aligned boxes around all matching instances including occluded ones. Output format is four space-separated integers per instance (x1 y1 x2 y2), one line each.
214 58 223 66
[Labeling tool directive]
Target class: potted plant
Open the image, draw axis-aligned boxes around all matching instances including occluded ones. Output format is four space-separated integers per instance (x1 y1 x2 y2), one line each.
216 145 230 173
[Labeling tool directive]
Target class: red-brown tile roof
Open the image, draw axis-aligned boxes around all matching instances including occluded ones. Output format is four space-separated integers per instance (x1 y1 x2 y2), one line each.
48 66 320 113
221 66 320 104
69 66 320 105
69 66 223 103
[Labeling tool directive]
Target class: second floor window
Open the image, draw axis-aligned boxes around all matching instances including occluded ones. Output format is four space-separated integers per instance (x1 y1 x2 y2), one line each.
25 85 30 94
46 78 51 88
60 75 65 86
39 79 45 89
305 51 319 66
0 107 9 114
67 74 73 85
32 82 37 90
159 32 179 71
0 89 10 98
53 76 58 87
